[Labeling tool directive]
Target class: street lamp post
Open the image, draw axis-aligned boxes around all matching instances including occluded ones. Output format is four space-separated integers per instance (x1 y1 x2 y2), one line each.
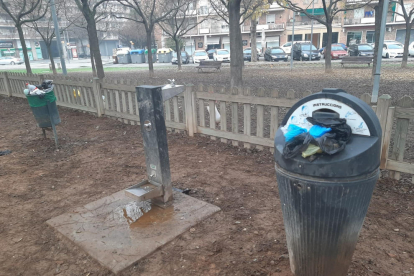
50 0 67 75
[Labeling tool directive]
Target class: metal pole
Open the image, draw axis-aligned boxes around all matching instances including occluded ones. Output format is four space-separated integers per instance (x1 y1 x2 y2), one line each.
64 30 70 63
50 0 67 75
310 0 314 47
290 10 295 70
372 0 390 103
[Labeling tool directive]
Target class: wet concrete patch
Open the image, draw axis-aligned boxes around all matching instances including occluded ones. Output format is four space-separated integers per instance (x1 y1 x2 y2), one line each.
47 190 220 274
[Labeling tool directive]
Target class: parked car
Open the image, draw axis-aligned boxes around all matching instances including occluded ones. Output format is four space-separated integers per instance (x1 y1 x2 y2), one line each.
244 47 262 56
0 56 23 65
264 47 288 62
323 44 348 59
409 41 414 56
384 40 403 47
348 44 374 56
280 42 292 54
382 42 404 58
243 48 259 61
171 51 191 64
207 49 217 59
292 42 321 61
210 49 230 62
319 43 347 54
192 50 209 63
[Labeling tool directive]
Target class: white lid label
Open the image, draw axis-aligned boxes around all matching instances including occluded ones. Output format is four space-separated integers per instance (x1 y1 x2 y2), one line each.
285 98 370 136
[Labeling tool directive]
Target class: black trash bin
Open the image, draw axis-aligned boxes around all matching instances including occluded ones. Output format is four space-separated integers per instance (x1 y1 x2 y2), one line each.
274 88 381 276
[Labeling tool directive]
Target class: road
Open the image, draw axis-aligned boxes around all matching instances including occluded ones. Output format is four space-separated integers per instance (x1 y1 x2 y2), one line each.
0 55 412 71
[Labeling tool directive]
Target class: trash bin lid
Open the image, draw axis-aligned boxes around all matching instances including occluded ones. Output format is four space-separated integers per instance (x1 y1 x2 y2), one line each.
157 48 172 53
274 88 382 178
130 49 144 54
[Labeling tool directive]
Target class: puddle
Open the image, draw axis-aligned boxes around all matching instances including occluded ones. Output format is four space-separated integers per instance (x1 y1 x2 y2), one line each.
113 201 175 228
129 205 174 229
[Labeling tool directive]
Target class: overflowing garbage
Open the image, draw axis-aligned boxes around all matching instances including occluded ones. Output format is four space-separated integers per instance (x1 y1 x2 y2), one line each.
24 80 54 96
282 117 351 160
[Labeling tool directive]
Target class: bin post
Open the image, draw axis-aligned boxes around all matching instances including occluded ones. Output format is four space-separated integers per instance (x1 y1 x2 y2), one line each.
3 72 12 97
184 84 195 136
92 77 104 117
375 94 392 166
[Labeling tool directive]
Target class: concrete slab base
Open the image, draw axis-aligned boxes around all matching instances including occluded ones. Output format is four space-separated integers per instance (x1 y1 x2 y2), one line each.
47 190 220 274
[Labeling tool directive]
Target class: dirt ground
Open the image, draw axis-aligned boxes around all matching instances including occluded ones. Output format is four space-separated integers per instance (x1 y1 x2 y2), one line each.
0 93 413 276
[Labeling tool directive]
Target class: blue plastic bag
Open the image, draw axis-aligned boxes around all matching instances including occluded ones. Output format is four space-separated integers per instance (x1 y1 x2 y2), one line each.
309 125 331 138
284 124 308 142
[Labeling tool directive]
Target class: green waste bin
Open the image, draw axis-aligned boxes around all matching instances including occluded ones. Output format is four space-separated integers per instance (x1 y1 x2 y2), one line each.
26 90 61 128
26 89 60 148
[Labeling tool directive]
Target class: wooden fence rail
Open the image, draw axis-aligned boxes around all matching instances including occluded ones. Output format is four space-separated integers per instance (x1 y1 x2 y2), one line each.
0 72 412 183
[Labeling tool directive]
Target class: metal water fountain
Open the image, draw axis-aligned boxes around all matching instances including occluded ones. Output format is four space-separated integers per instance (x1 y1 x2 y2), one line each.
47 81 220 274
125 80 185 206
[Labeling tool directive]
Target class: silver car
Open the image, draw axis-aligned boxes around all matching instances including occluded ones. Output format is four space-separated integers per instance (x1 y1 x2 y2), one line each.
0 56 23 65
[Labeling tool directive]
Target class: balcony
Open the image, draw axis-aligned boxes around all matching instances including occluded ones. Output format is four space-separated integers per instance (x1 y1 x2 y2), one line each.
268 3 284 11
210 25 229 34
286 18 341 27
177 10 197 18
186 10 197 17
343 15 394 26
346 0 378 4
269 23 285 30
198 7 210 16
242 23 285 32
199 28 210 34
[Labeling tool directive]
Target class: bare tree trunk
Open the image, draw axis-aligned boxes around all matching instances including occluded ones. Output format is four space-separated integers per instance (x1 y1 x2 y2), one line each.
372 0 384 76
402 21 411 68
90 50 97 77
16 25 32 74
146 29 154 78
47 43 57 74
250 19 257 62
325 23 333 72
175 38 182 70
229 0 243 89
87 19 104 79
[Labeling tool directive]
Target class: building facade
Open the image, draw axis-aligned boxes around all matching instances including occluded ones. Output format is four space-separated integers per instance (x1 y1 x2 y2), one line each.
161 0 414 55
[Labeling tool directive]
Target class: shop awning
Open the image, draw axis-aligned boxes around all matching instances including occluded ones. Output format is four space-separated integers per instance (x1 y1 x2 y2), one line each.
301 8 325 16
222 37 230 43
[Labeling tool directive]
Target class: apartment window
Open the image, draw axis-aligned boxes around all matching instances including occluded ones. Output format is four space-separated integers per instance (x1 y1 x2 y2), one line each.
266 14 275 24
354 8 364 19
347 31 362 46
366 31 375 43
189 1 196 10
199 6 208 15
288 34 303 41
